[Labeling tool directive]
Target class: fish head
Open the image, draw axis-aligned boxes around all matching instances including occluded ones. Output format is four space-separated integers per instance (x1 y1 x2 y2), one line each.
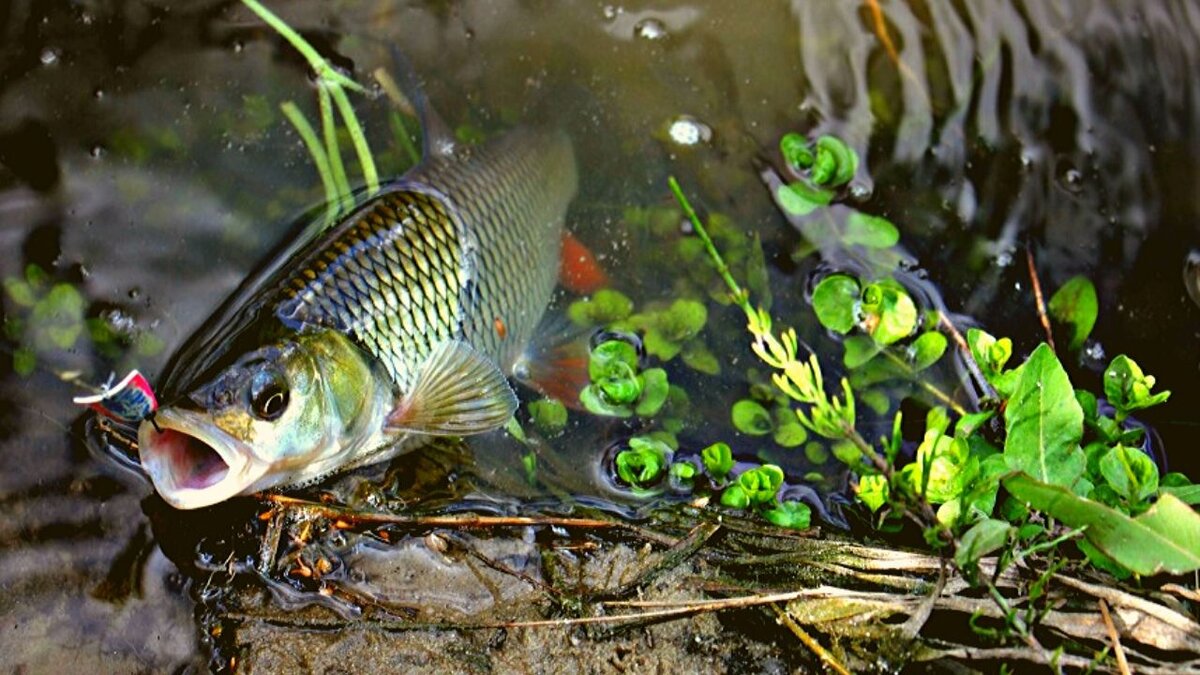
138 330 384 509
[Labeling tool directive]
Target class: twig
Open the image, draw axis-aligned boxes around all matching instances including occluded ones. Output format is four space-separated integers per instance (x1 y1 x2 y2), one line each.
772 603 852 675
1026 246 1057 352
1099 598 1131 675
498 590 809 628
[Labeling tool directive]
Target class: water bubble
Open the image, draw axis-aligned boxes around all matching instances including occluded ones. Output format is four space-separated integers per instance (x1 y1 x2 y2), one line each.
1185 249 1200 309
1056 159 1083 193
40 47 60 66
127 287 142 300
92 88 104 100
1085 342 1106 361
995 250 1013 268
231 40 244 53
666 115 711 146
89 145 105 159
634 18 668 41
602 5 621 20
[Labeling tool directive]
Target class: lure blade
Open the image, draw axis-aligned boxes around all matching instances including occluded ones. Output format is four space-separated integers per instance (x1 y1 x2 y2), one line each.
73 369 158 422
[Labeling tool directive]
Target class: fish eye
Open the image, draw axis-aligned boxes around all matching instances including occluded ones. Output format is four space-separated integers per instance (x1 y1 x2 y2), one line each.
248 369 289 421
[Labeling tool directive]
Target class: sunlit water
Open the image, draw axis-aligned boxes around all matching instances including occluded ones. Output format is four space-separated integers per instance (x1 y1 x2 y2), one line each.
2 0 1199 670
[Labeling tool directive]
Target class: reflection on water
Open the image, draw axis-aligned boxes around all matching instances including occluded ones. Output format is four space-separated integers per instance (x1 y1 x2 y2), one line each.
1 0 1198 669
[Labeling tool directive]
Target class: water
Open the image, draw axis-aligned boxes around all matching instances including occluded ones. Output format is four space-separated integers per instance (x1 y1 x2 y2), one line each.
2 0 1199 670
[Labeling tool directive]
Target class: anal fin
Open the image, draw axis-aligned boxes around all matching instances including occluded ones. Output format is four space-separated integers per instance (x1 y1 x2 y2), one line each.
385 340 518 436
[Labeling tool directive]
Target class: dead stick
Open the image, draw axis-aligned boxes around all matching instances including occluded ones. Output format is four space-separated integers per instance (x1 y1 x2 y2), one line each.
263 494 625 530
771 603 852 675
1099 598 1131 675
498 590 809 628
1026 246 1057 351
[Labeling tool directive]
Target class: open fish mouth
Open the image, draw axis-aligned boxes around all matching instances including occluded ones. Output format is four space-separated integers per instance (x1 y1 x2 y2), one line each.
138 408 268 509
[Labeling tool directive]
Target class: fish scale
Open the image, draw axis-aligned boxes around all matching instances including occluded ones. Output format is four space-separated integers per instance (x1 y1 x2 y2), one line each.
274 126 577 393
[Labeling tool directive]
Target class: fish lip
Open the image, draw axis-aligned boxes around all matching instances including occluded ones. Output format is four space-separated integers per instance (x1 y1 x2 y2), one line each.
138 408 269 510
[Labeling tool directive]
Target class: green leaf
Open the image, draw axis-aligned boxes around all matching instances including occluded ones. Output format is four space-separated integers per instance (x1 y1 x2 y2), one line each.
776 181 834 217
860 281 917 345
844 212 900 248
732 399 773 436
773 422 808 448
720 484 751 509
614 437 673 490
1098 445 1159 504
1047 276 1098 351
660 299 708 340
701 442 735 481
955 518 1013 569
1003 344 1085 487
579 385 632 417
738 464 785 505
1104 355 1171 420
810 135 858 187
568 289 633 326
1161 485 1200 505
642 328 681 361
857 474 889 512
909 331 948 371
669 461 697 488
966 328 1013 384
12 347 35 376
3 278 36 307
762 500 812 530
588 339 638 381
528 398 568 436
1005 473 1200 575
635 368 670 417
811 274 860 334
780 132 814 169
680 340 720 375
842 335 881 369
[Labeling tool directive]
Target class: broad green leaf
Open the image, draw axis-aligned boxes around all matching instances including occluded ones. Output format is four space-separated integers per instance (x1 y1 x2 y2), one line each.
1161 485 1200 505
860 281 917 345
842 335 881 369
857 474 889 512
1003 344 1085 487
811 135 858 187
763 500 812 530
680 340 720 375
642 329 681 361
701 442 734 480
909 331 948 371
966 328 1013 384
779 132 814 169
1104 355 1171 419
579 385 632 417
720 484 750 509
773 422 808 448
955 518 1013 569
1047 276 1097 351
776 181 834 216
669 461 697 488
588 339 638 381
1098 444 1159 503
811 274 860 334
844 212 900 248
738 464 785 505
568 289 633 326
732 399 772 435
1005 473 1200 575
635 368 670 417
528 398 567 435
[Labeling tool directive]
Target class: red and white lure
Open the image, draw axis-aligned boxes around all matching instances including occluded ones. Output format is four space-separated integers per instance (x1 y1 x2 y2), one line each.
72 369 158 423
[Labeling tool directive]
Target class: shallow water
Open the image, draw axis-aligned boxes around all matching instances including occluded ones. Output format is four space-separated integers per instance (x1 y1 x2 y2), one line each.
2 0 1199 670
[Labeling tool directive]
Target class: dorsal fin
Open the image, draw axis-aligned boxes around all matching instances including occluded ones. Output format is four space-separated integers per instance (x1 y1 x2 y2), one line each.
388 46 457 161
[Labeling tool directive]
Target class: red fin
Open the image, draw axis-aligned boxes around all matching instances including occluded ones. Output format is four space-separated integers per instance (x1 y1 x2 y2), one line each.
559 231 609 295
516 315 593 409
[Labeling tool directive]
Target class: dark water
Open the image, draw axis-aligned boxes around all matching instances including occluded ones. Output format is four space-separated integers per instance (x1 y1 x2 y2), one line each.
2 0 1199 670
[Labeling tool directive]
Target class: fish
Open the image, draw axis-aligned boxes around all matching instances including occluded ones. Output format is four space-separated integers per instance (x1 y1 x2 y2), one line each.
137 82 582 510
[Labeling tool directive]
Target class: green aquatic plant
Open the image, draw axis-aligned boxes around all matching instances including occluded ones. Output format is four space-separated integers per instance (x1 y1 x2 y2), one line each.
614 436 673 493
670 166 1200 580
527 398 568 436
578 338 669 418
700 442 734 483
1047 275 1097 351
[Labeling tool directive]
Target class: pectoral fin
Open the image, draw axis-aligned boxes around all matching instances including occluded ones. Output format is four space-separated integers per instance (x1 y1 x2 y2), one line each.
384 340 518 436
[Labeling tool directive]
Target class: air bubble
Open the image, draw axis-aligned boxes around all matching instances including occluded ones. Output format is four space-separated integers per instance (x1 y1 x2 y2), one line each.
40 48 60 66
89 145 105 159
666 115 711 146
634 18 667 41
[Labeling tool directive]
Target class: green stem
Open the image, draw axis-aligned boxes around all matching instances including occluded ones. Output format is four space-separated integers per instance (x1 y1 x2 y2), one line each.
668 176 752 318
390 111 421 166
330 82 379 195
880 349 968 416
239 0 364 93
318 84 352 213
280 101 339 223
